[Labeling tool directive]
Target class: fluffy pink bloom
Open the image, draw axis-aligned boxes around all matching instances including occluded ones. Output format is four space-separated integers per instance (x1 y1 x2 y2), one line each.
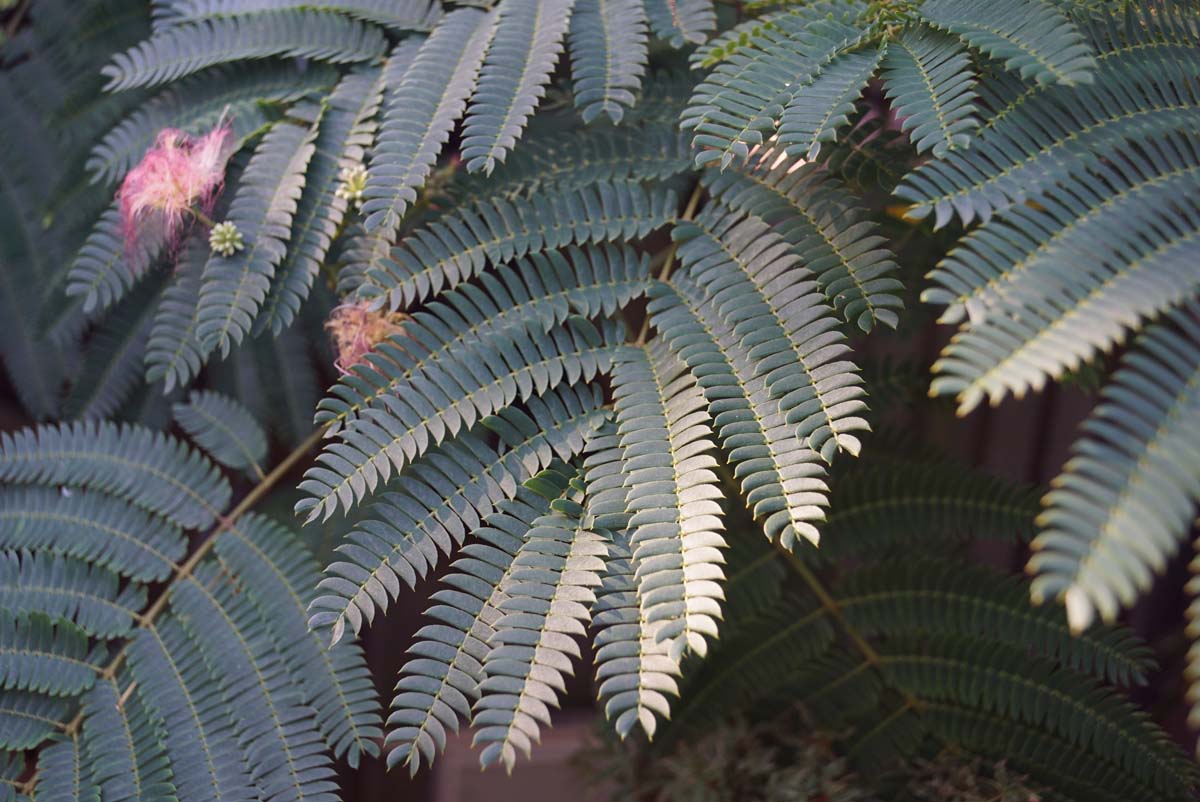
118 122 235 257
326 301 410 374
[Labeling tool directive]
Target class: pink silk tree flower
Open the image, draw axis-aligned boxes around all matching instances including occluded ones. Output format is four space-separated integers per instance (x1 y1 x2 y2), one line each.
326 301 410 375
118 122 236 258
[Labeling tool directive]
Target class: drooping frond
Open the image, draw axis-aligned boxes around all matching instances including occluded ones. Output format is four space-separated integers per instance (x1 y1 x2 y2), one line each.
926 133 1200 411
815 457 1040 563
0 691 69 751
317 244 649 433
197 117 318 357
1029 302 1200 632
101 11 388 91
31 738 94 802
777 45 882 161
680 2 867 168
606 341 725 661
126 621 259 802
87 61 337 185
587 490 682 739
450 118 692 202
0 421 231 530
879 639 1194 798
644 0 715 48
385 475 562 774
703 158 902 331
647 279 831 550
310 383 607 645
473 467 607 772
838 559 1155 687
918 0 1096 87
64 273 166 420
66 204 167 319
330 39 421 293
171 568 340 802
156 0 443 31
460 0 574 174
0 487 186 583
0 613 100 697
897 37 1200 227
361 8 496 234
81 679 175 802
213 515 383 767
142 240 205 394
672 207 870 461
354 180 677 312
172 390 268 476
568 0 649 124
879 26 979 158
298 316 623 521
0 551 146 639
255 69 383 336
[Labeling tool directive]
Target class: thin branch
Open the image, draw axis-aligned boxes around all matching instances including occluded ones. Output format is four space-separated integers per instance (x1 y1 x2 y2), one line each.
59 426 328 738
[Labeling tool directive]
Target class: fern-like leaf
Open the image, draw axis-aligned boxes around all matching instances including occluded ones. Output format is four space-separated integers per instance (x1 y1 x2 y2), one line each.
144 236 210 392
172 569 339 802
173 390 268 476
385 474 560 774
362 7 496 233
473 467 606 772
87 62 337 185
568 0 649 124
0 691 68 752
298 316 622 521
648 279 832 550
838 559 1155 687
680 2 866 168
645 0 715 48
880 27 979 158
356 180 677 311
926 134 1200 411
703 157 902 331
0 421 230 530
606 342 726 661
101 11 387 90
318 244 649 433
777 45 882 161
214 516 384 767
460 0 574 174
256 69 384 335
158 0 442 31
897 40 1200 227
66 204 168 318
1029 302 1200 631
126 621 258 802
918 0 1096 87
672 207 870 461
310 383 607 645
32 738 96 802
0 613 99 697
587 484 682 739
197 118 318 356
0 487 186 583
64 273 167 420
81 679 175 802
0 551 146 639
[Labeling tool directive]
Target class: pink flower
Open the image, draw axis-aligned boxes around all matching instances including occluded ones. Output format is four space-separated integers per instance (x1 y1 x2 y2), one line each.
118 122 235 258
326 301 409 374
